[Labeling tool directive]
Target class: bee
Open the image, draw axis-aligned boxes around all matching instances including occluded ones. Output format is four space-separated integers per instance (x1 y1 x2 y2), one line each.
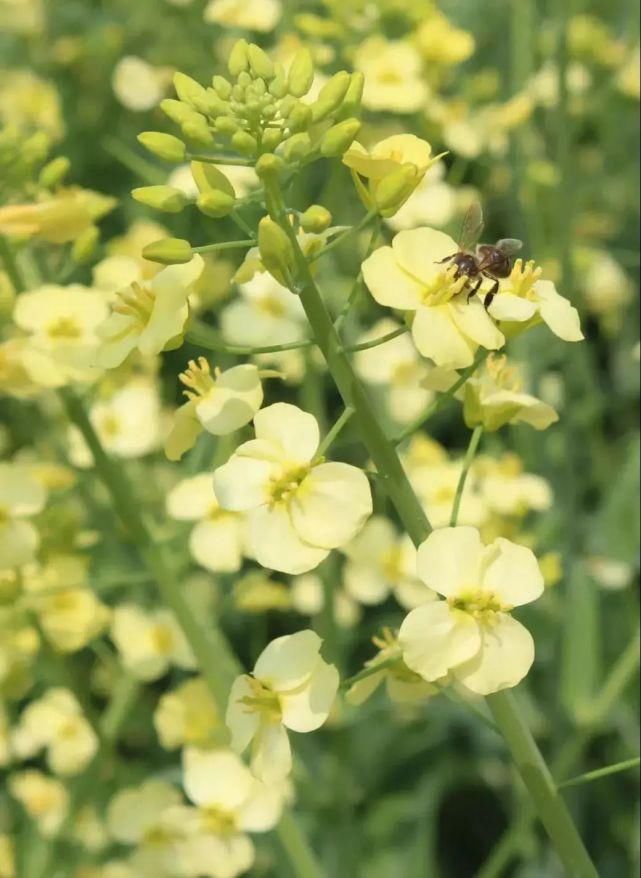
438 202 523 310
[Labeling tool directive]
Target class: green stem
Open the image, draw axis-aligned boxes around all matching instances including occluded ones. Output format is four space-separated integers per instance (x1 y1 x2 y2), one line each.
343 326 408 354
449 425 483 527
186 321 314 355
393 349 488 445
186 153 254 166
334 218 381 331
0 234 26 292
487 690 598 878
314 406 355 460
340 654 400 690
264 174 597 878
558 757 640 790
193 238 254 254
264 176 431 546
310 210 377 262
58 387 323 878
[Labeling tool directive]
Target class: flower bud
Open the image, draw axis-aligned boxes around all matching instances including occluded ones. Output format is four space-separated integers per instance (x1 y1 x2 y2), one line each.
247 44 274 80
71 226 99 264
212 75 232 99
300 205 332 233
288 49 314 97
261 128 284 151
310 71 351 122
143 237 193 264
132 186 189 213
231 130 258 156
197 191 235 218
228 40 250 77
181 118 214 147
38 156 70 189
215 116 240 135
374 164 419 216
190 162 235 197
137 131 186 162
258 217 295 286
319 118 361 157
255 153 286 180
269 66 288 98
339 72 365 118
287 102 312 133
160 99 194 125
279 132 312 163
173 72 208 110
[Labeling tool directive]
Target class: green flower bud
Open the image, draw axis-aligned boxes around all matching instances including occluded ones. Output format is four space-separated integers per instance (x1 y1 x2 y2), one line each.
22 131 50 166
300 205 332 233
173 72 208 110
319 117 361 157
278 96 296 117
200 89 229 117
255 153 286 180
212 75 232 99
258 217 295 286
231 130 258 156
137 132 186 162
247 44 274 80
310 71 351 122
287 102 312 133
181 118 214 147
261 128 284 151
190 162 235 197
71 226 99 264
38 156 71 189
132 185 189 213
237 72 253 89
197 190 236 218
338 72 365 119
228 39 250 77
279 132 313 162
374 164 419 217
160 98 194 125
143 237 193 264
287 49 314 97
215 116 240 135
269 65 288 98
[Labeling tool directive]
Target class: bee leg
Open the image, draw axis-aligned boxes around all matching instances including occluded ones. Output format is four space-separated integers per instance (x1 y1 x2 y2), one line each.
466 276 483 302
435 253 457 264
483 280 499 310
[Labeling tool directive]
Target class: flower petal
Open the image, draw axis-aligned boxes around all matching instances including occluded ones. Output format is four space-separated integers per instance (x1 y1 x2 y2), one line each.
196 364 263 435
166 473 215 521
213 455 276 511
362 246 425 309
182 747 253 810
480 538 544 607
453 614 534 694
392 227 459 283
225 675 260 755
449 298 505 350
248 505 328 574
190 516 243 573
399 600 482 681
254 629 322 690
535 280 584 342
279 660 339 732
416 527 484 597
412 304 475 368
251 721 292 783
290 462 372 550
253 403 319 463
488 293 538 322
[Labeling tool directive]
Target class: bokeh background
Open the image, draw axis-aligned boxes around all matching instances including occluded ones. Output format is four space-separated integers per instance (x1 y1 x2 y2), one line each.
1 1 639 876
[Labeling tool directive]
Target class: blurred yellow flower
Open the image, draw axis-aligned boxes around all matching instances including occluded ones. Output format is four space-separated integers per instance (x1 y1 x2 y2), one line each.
106 779 183 870
222 270 306 347
0 70 62 138
112 56 167 111
110 603 196 681
9 770 68 836
355 38 428 113
290 572 360 628
415 11 475 66
204 0 281 31
347 628 438 706
153 677 221 750
0 461 46 570
0 189 114 244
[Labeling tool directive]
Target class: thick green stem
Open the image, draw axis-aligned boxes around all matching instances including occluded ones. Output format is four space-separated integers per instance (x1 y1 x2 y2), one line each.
59 386 324 878
449 425 483 526
487 690 598 877
264 176 597 877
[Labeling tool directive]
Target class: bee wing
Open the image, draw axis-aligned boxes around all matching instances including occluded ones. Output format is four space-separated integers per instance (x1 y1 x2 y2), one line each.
496 238 523 256
459 201 484 252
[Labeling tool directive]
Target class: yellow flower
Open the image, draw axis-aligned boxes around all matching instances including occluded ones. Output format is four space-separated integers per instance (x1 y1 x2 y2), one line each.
346 629 438 706
415 11 475 66
166 473 246 572
386 160 457 231
226 630 339 781
97 255 204 368
13 284 109 387
291 573 360 629
9 770 68 836
362 228 505 369
0 70 62 138
204 0 281 32
0 834 15 878
153 677 221 750
476 453 553 519
0 462 46 569
106 779 182 853
354 37 428 113
222 270 306 347
213 403 372 574
110 604 196 681
12 687 98 775
112 56 167 111
0 189 115 244
399 527 544 694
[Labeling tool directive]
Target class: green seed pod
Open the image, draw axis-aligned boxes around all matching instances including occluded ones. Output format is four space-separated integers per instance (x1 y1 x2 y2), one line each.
215 116 240 135
279 132 312 162
38 156 71 189
143 237 193 264
258 217 295 286
287 48 314 97
181 119 214 147
300 205 332 233
137 132 186 162
287 102 312 133
197 190 236 218
374 164 418 216
255 153 286 180
231 130 258 156
247 44 274 80
132 186 189 213
212 75 232 99
160 98 194 125
228 39 250 77
71 226 99 264
319 117 361 157
310 71 351 122
173 72 208 110
261 128 284 151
